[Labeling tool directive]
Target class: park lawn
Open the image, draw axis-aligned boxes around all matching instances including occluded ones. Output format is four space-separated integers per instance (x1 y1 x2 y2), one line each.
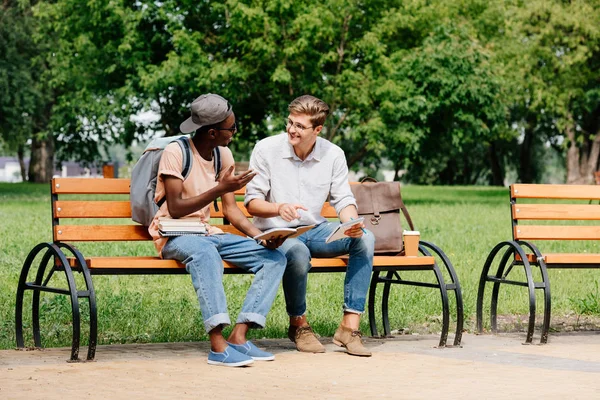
1 182 600 350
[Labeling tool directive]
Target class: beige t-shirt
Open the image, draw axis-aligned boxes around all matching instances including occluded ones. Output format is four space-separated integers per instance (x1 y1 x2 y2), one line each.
148 138 235 256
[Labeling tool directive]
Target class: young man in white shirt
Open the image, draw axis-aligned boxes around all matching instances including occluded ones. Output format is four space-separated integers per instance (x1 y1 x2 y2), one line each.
245 95 375 356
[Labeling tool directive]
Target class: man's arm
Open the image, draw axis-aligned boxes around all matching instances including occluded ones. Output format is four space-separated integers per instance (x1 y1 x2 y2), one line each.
222 192 262 237
164 166 255 218
338 204 364 238
223 190 285 249
246 199 308 222
244 142 307 221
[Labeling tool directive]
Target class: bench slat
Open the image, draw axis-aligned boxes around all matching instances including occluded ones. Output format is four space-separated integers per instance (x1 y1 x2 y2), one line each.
55 201 132 218
512 184 600 200
517 253 600 264
512 204 600 221
69 255 435 269
54 225 245 241
514 225 600 240
53 178 130 194
55 225 152 241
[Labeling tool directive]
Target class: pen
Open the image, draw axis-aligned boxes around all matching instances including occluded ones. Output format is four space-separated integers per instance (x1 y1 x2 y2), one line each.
350 217 368 234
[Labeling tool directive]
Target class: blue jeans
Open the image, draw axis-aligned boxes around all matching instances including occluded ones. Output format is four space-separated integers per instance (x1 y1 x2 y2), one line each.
162 234 286 332
277 222 375 317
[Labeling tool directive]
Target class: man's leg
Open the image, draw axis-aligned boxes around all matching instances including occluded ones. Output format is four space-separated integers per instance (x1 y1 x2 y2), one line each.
162 235 254 367
216 234 287 360
276 237 325 353
305 222 375 356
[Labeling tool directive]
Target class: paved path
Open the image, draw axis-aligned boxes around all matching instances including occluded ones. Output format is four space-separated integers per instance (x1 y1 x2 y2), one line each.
2 332 600 399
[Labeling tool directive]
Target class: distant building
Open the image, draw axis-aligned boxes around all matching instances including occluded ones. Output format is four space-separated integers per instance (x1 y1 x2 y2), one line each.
0 157 103 182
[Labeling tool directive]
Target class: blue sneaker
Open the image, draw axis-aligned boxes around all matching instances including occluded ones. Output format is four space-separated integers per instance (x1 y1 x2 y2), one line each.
207 345 254 367
227 341 275 361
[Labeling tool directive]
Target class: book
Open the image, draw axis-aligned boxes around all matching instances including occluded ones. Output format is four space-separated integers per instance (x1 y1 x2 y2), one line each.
253 224 316 241
158 230 207 237
325 217 365 243
158 217 207 236
158 217 204 227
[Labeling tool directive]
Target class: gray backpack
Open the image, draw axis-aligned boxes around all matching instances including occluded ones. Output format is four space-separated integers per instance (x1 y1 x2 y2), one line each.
130 136 221 226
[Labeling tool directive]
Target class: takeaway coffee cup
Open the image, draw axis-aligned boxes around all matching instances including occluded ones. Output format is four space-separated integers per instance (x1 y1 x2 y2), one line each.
403 230 420 256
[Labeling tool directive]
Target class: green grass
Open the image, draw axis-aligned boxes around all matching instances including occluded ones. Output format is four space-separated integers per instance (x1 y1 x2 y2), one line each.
1 182 600 350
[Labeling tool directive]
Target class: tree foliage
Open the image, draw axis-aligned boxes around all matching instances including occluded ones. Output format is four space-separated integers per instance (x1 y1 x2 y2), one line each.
1 0 599 184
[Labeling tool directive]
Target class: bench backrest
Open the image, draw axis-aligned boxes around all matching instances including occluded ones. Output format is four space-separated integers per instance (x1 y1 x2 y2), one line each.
51 178 339 243
511 184 600 241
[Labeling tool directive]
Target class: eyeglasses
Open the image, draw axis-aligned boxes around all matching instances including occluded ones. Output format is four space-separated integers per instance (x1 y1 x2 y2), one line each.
286 119 314 133
215 122 237 133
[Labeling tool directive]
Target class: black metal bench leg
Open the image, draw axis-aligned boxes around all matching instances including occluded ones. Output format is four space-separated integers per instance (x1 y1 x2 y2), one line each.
490 248 515 333
432 265 450 348
15 243 82 361
59 243 98 360
381 271 395 337
522 261 536 344
517 241 551 344
368 271 381 337
420 241 463 346
539 262 551 344
15 243 53 349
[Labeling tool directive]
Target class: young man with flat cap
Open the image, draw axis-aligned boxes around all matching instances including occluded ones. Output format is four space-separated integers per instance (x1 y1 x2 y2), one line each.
245 94 375 357
149 93 287 367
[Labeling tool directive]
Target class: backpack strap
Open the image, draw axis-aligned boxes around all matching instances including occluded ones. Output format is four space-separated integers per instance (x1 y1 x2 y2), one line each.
156 137 193 209
177 137 193 180
213 147 221 181
213 147 221 212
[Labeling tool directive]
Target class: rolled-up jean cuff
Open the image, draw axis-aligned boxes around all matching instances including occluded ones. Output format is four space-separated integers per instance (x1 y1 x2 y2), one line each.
343 307 364 315
204 313 231 332
236 312 267 329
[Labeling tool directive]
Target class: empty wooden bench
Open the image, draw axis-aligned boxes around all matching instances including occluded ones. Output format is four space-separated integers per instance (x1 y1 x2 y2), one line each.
476 183 600 343
16 177 463 361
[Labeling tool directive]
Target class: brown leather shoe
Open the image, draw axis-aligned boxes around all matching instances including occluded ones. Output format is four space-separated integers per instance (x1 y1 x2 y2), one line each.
288 325 326 353
332 326 372 357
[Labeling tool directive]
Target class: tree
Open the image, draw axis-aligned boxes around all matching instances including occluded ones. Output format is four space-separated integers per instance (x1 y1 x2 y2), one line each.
502 0 600 183
0 1 54 182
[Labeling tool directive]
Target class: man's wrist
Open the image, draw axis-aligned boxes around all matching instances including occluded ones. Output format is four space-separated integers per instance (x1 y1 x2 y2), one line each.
275 203 284 216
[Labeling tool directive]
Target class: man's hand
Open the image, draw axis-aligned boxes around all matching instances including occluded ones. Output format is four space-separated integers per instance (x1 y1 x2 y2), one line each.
259 236 287 249
218 166 256 193
277 203 308 222
344 221 365 238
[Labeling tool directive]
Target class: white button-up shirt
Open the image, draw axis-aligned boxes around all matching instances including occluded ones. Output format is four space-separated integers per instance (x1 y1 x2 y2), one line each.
245 133 357 230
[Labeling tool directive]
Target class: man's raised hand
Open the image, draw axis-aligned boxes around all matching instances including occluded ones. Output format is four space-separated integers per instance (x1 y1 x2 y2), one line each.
218 166 256 193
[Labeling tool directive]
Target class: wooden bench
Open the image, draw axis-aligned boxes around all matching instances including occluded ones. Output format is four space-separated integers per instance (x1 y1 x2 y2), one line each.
16 177 463 361
476 183 600 344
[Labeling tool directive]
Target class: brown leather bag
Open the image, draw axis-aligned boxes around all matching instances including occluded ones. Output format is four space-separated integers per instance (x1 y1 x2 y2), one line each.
350 177 415 255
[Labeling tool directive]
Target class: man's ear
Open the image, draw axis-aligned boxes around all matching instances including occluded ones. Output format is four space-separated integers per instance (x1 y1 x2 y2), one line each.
208 128 217 138
314 125 323 135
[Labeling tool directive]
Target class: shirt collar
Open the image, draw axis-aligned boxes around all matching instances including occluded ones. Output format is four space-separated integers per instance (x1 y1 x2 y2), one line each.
281 134 322 162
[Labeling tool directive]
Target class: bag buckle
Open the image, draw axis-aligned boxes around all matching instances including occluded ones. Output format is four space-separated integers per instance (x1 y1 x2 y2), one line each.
370 216 381 225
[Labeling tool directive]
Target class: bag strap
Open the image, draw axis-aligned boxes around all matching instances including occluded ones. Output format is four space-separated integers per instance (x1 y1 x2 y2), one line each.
397 186 415 231
360 176 378 183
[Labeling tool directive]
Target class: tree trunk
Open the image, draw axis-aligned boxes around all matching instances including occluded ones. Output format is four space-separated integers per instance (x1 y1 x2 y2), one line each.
17 144 27 181
488 141 504 186
28 134 54 183
518 125 535 183
565 121 583 184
